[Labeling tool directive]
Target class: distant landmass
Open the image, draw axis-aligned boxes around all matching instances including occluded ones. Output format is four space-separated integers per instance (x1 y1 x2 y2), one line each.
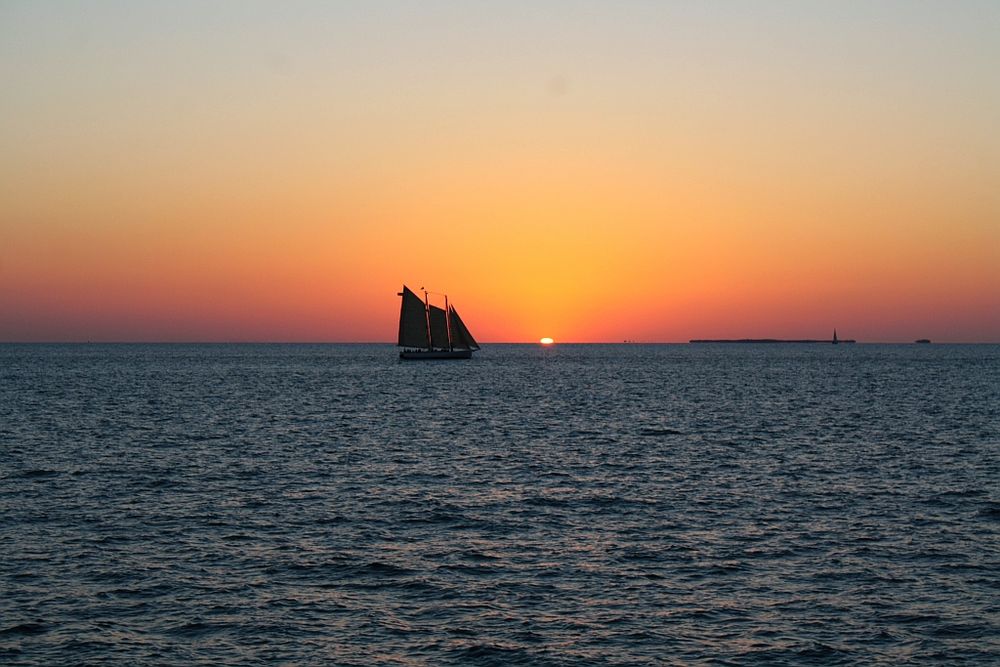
690 338 857 344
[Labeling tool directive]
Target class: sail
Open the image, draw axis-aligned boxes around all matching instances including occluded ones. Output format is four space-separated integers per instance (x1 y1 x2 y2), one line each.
398 286 429 348
449 306 480 350
429 305 450 349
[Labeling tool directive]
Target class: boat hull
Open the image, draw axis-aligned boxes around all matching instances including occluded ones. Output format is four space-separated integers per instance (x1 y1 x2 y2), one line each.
399 349 474 360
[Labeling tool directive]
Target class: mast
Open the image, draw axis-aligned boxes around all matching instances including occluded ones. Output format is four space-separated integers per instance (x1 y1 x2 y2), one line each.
444 294 453 351
423 288 432 351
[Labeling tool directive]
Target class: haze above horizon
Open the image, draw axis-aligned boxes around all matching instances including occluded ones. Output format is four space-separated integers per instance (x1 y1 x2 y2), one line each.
2 1 998 343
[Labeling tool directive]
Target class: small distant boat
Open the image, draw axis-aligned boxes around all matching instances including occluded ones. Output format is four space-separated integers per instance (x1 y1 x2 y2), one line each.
833 329 839 344
397 285 480 360
915 339 931 344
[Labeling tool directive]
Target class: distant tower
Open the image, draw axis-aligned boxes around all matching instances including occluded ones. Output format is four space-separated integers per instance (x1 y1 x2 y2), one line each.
832 329 839 345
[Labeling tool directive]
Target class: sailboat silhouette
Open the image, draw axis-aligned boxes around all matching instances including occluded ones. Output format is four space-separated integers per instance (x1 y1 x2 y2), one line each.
397 285 480 360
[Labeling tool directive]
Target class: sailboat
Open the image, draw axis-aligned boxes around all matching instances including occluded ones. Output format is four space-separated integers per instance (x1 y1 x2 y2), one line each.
397 285 480 360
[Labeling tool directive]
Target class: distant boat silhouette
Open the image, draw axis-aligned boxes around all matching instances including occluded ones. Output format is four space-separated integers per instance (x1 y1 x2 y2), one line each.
833 329 839 345
397 285 480 360
915 339 931 344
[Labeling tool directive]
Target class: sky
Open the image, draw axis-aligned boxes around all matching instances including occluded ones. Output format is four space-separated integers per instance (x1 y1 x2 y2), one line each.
1 1 998 342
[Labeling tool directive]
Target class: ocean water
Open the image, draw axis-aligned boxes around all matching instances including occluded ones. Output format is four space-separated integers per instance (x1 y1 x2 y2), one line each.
1 343 998 665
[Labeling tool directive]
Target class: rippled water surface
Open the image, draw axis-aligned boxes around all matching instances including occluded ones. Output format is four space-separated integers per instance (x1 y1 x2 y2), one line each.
2 343 999 665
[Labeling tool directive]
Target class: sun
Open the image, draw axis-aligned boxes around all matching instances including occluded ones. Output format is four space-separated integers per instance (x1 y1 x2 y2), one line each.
539 337 554 345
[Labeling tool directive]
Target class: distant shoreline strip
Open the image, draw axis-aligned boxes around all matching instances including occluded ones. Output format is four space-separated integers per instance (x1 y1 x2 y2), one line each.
689 339 857 344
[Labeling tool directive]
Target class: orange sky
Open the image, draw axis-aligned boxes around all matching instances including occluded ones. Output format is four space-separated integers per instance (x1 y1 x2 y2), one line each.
2 2 998 342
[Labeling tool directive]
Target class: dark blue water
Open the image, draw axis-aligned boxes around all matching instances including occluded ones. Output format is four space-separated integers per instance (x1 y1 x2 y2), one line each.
2 343 998 665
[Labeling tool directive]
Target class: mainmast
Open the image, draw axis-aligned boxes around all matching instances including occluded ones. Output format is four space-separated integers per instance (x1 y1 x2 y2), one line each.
444 294 453 351
422 287 432 351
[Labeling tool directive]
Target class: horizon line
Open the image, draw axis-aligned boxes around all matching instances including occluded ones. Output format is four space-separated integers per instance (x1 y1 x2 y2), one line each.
3 340 998 345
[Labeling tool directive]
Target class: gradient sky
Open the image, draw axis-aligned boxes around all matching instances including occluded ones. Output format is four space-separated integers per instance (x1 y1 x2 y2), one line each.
2 1 998 342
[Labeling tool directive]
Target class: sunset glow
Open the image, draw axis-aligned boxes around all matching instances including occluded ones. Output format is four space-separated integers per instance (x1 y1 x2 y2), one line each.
540 338 554 346
1 2 998 342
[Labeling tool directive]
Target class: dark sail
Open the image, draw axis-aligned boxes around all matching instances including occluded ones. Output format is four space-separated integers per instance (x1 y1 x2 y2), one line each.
449 306 479 350
429 305 449 349
398 286 429 348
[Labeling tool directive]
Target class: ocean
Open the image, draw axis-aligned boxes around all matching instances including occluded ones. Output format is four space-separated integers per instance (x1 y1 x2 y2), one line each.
2 343 998 665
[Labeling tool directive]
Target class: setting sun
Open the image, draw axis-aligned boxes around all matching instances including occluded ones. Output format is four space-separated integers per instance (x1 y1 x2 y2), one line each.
540 338 554 345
